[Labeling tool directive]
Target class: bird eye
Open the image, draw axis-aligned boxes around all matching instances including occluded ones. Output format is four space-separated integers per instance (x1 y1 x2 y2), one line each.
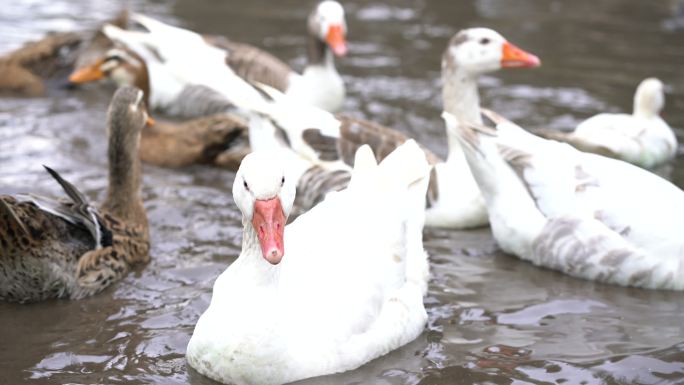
106 54 122 64
281 176 285 186
480 38 490 45
243 179 250 191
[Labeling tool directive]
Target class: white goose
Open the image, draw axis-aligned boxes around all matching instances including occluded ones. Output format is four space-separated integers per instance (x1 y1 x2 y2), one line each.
211 0 348 112
448 108 684 290
186 140 431 385
257 28 541 228
535 77 677 169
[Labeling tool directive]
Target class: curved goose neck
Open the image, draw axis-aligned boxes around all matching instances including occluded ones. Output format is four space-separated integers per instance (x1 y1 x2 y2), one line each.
442 65 482 163
633 90 660 119
101 109 146 227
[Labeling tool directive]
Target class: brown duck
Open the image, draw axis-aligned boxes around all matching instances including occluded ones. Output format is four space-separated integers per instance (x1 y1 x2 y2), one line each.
0 86 150 303
69 47 250 170
0 10 127 97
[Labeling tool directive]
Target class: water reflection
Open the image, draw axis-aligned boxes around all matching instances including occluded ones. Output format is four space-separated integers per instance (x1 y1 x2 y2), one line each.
1 0 684 384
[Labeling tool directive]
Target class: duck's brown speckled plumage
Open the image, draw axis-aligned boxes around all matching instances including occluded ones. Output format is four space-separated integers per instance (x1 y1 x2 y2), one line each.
0 86 150 303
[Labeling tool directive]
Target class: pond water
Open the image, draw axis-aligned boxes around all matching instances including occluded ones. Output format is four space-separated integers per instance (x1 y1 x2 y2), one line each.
1 0 684 384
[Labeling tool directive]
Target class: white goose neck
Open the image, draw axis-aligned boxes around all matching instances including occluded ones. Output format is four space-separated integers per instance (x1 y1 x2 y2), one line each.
443 67 482 163
633 95 659 119
307 33 337 70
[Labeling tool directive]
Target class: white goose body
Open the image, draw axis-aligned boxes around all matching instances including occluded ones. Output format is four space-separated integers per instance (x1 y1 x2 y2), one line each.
186 141 430 385
257 28 540 229
286 60 345 113
102 19 275 118
449 109 684 290
282 0 347 112
104 2 347 114
537 78 676 169
572 78 676 168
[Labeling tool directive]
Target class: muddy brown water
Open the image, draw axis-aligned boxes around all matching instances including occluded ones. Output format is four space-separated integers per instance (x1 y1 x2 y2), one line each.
2 0 684 384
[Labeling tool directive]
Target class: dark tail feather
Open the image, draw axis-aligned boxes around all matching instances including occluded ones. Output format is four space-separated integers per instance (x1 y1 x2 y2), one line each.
41 165 102 248
43 165 89 206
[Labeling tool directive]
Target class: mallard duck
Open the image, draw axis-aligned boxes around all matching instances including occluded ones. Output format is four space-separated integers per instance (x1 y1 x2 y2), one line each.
448 108 684 290
0 10 128 97
186 140 430 385
69 46 250 170
534 78 676 169
141 113 250 170
0 32 83 96
0 86 150 303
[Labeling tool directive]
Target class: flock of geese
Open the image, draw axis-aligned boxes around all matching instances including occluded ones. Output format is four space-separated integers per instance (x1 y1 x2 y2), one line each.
0 2 682 384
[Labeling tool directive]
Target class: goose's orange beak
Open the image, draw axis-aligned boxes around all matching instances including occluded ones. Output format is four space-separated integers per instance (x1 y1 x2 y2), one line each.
501 42 540 68
326 24 347 56
69 60 106 83
146 116 155 126
252 197 285 265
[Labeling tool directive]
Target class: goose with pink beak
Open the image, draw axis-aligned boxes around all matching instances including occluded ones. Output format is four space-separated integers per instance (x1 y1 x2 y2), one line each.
187 141 432 385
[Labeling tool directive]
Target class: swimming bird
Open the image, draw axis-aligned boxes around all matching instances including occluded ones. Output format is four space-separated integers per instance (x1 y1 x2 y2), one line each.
0 32 84 96
533 78 676 169
257 27 540 228
448 108 684 290
69 47 250 170
205 0 348 112
0 86 151 302
0 10 128 97
186 140 431 385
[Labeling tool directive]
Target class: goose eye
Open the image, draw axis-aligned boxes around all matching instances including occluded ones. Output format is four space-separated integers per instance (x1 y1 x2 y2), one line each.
281 176 285 186
243 180 250 191
480 38 490 45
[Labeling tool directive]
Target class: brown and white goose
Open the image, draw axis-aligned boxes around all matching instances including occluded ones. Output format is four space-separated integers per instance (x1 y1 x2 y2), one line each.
136 1 348 113
0 86 150 303
257 28 540 228
449 108 684 290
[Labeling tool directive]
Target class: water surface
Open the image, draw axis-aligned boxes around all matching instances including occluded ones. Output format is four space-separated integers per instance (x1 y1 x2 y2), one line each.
1 0 684 384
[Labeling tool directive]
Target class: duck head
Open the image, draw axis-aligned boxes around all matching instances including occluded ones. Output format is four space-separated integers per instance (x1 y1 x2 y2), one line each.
634 77 665 118
107 85 149 134
70 47 150 99
309 0 347 57
442 28 540 76
233 151 296 265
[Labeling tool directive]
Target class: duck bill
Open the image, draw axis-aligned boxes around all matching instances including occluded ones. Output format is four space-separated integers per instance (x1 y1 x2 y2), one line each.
69 60 106 83
501 42 541 68
252 197 285 265
326 24 347 56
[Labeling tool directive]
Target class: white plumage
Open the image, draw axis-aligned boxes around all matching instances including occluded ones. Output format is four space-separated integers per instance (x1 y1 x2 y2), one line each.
186 140 431 385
